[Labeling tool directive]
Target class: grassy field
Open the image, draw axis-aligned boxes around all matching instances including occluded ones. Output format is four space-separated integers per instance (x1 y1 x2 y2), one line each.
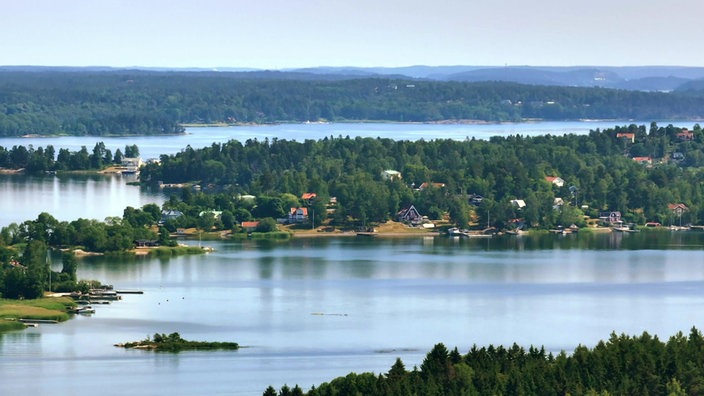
0 297 75 333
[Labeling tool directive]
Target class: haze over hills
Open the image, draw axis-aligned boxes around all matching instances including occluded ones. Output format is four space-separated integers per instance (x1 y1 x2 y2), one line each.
3 65 704 92
288 65 704 92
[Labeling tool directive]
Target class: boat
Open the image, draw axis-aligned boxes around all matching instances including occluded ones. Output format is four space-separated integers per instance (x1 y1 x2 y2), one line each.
68 306 95 314
466 232 493 239
447 227 493 238
356 226 377 237
447 227 464 237
356 231 377 237
613 223 640 233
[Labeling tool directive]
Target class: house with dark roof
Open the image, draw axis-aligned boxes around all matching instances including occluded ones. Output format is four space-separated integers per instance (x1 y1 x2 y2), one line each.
599 211 622 226
397 205 423 224
161 210 183 223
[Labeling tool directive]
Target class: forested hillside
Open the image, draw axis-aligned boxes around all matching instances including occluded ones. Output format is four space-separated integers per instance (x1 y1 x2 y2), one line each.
2 70 704 136
264 328 704 395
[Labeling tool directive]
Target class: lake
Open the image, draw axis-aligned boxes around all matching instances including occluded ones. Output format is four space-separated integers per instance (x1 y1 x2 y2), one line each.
1 234 704 395
0 120 694 160
0 173 166 227
0 121 703 395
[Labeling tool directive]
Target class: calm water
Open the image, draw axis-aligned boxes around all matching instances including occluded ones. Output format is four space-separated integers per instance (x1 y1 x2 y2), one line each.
0 120 693 160
1 235 703 395
0 122 703 395
0 173 166 227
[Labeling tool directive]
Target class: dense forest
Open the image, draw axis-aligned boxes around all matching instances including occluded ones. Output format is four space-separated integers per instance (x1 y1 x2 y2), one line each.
1 121 703 231
2 70 704 136
264 328 704 395
138 122 704 229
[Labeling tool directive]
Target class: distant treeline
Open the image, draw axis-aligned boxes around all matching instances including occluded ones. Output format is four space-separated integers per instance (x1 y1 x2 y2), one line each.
265 328 704 395
0 142 139 172
2 70 704 136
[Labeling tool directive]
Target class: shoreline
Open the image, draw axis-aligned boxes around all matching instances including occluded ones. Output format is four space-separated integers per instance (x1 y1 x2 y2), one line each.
290 230 441 238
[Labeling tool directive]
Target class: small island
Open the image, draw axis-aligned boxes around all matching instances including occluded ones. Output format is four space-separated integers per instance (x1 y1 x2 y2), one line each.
115 332 239 352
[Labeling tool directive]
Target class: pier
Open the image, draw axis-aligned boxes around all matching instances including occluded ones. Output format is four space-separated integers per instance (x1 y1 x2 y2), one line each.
19 318 58 324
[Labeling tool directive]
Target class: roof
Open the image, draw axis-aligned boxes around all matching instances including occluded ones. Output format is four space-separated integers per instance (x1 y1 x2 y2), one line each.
241 221 260 228
419 182 446 190
668 203 689 211
290 207 308 216
632 156 652 162
511 199 526 208
301 192 317 200
545 176 564 186
616 132 635 138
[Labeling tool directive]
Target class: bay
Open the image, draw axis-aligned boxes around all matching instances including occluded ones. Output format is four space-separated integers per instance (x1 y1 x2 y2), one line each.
0 173 166 227
0 120 694 160
0 121 703 395
1 234 703 395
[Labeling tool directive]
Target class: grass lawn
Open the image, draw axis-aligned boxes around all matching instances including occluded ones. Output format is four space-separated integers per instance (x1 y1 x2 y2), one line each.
0 297 75 333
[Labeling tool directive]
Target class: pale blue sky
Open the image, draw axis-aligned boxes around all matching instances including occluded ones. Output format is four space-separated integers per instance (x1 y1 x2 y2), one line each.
2 0 702 69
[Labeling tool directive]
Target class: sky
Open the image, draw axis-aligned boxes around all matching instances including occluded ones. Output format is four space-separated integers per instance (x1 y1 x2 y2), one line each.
2 0 703 69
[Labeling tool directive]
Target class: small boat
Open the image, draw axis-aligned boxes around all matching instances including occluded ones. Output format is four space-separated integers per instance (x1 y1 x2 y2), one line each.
447 227 464 237
613 227 639 233
613 223 639 233
356 231 377 237
69 306 95 314
356 226 377 237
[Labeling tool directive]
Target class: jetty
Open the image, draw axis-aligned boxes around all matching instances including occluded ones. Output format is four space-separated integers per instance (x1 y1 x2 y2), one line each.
19 318 58 324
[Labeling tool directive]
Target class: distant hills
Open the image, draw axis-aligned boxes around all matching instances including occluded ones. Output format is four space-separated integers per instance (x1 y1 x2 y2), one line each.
3 65 704 136
3 65 704 92
287 65 704 92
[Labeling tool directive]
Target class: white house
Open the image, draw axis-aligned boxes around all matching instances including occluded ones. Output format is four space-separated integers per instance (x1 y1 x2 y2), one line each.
545 176 565 187
121 157 143 174
381 170 402 181
511 199 526 209
288 207 309 223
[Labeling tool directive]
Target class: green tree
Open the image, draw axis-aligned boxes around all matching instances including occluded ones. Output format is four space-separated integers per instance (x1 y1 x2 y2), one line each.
256 217 278 233
61 251 77 282
124 144 140 158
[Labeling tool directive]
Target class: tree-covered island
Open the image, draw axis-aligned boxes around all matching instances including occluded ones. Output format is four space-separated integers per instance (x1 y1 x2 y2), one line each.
2 121 704 244
116 332 239 352
3 69 704 136
135 122 704 231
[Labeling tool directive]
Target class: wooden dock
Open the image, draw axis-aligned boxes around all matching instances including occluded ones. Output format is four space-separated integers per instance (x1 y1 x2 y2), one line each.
19 318 58 324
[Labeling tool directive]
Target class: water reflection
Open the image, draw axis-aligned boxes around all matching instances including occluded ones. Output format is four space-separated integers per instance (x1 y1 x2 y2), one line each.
3 233 704 396
0 173 165 226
